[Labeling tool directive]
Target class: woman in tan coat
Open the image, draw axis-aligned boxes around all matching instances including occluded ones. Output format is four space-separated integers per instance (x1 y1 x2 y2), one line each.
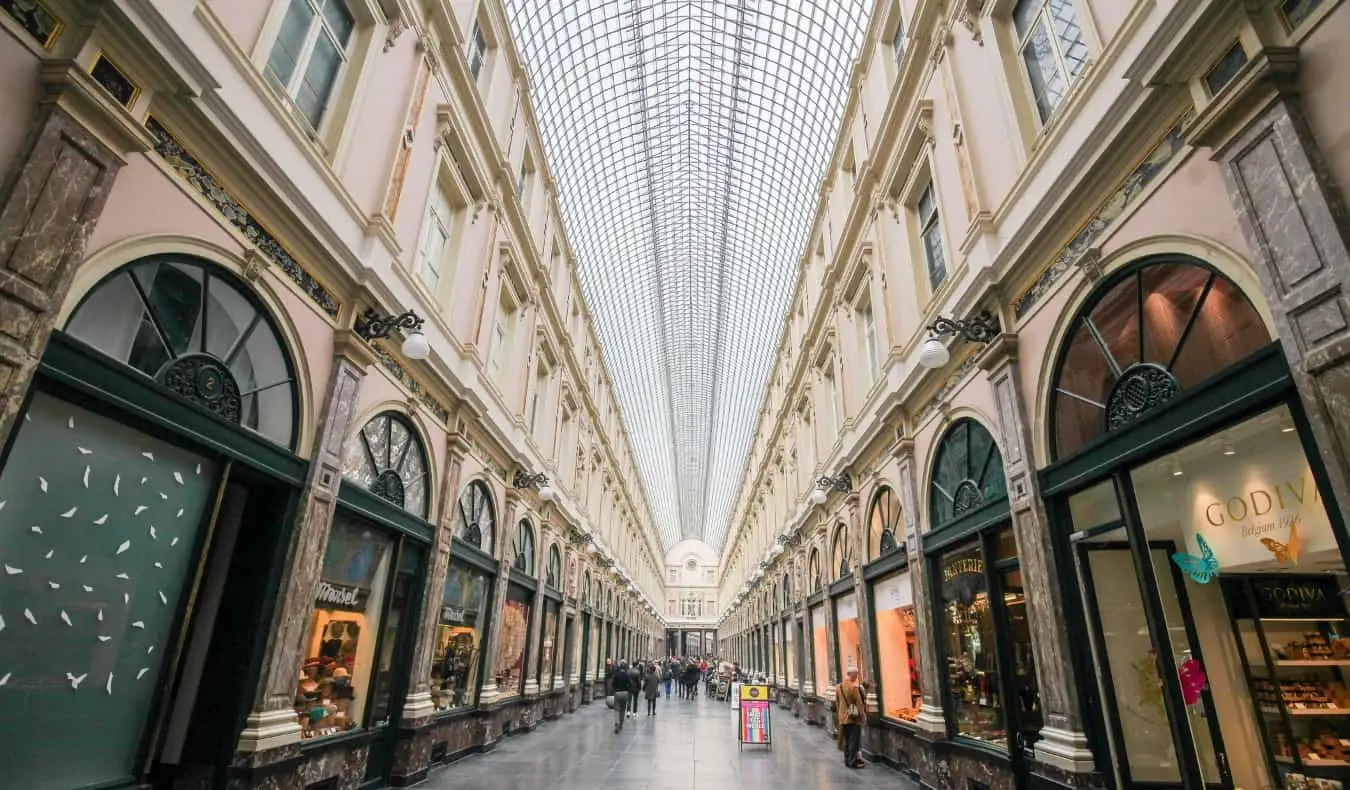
835 668 867 768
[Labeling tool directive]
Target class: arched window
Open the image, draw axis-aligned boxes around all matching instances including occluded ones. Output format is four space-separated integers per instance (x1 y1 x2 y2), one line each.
66 256 298 447
1050 259 1269 459
512 520 535 574
831 525 851 580
808 548 821 593
771 580 779 612
454 481 496 553
781 573 791 609
868 485 903 559
342 412 429 517
546 544 562 588
929 419 1006 531
582 571 592 605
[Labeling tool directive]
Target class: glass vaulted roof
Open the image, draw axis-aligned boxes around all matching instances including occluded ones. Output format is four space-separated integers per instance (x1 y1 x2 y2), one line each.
503 1 871 551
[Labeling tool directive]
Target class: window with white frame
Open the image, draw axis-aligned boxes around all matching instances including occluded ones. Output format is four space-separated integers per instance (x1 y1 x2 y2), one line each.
490 291 517 375
517 150 535 202
264 0 355 130
1012 0 1089 123
416 181 457 289
858 294 878 385
891 4 906 62
528 361 548 432
917 182 947 291
821 360 840 441
467 19 488 80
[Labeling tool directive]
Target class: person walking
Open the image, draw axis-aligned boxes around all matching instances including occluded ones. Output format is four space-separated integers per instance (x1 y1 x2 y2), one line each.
662 661 673 698
836 668 867 768
610 661 633 734
628 661 642 717
643 664 660 716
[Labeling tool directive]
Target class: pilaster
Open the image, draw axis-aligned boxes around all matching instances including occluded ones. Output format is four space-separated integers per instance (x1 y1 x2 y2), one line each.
522 519 549 696
978 335 1093 772
237 337 371 752
894 440 944 733
479 492 520 703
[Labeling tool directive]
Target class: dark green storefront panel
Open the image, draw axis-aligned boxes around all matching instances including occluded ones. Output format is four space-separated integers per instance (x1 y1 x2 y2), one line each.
0 391 220 789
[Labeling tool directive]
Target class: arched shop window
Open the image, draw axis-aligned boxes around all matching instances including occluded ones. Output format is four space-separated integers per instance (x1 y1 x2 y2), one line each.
808 548 822 593
782 573 791 609
454 481 495 553
869 485 903 559
512 520 535 575
342 412 429 518
546 544 562 588
929 418 1007 530
831 524 851 580
582 571 591 606
1049 259 1269 460
66 255 298 447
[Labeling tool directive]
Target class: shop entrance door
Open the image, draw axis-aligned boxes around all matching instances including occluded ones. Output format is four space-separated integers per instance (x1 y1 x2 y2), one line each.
364 542 426 786
1076 534 1232 790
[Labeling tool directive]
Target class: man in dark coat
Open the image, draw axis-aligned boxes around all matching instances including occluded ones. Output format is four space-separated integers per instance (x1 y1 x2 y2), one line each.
628 661 642 717
610 661 632 733
643 664 661 716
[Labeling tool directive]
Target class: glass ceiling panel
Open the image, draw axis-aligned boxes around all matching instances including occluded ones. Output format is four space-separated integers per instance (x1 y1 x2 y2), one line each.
504 1 870 552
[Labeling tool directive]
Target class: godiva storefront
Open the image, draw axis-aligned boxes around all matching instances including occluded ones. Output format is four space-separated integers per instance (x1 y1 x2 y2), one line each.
1041 257 1350 790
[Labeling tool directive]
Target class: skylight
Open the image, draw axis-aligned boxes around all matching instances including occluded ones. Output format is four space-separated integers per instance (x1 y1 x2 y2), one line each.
503 1 871 551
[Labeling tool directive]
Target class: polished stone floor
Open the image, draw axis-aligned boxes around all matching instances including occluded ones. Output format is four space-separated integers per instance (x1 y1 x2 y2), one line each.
421 692 918 790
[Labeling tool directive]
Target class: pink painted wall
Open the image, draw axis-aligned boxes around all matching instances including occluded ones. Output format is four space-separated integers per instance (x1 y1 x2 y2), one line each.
206 0 274 55
339 32 420 214
1100 154 1250 260
0 35 43 191
1085 0 1135 45
1298 5 1350 199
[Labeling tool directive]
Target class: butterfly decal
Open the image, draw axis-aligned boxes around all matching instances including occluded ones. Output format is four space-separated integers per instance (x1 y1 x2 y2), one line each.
1171 534 1219 584
1261 517 1301 568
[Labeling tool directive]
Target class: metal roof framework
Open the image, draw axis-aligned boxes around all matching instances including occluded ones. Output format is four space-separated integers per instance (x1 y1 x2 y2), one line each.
503 1 871 551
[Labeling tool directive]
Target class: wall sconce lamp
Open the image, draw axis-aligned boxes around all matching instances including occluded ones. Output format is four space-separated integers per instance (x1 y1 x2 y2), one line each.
513 470 556 502
917 310 1001 369
354 308 430 360
810 471 853 505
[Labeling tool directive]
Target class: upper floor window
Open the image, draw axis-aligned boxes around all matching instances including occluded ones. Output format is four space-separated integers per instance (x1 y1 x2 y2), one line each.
857 295 878 385
1013 0 1088 123
917 182 946 290
490 290 518 375
467 20 487 80
265 0 355 130
528 360 549 433
891 5 906 62
417 183 454 290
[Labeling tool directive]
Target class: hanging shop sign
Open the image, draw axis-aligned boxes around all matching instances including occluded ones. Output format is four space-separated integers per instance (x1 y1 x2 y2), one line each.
1224 575 1344 620
315 581 369 612
738 684 772 748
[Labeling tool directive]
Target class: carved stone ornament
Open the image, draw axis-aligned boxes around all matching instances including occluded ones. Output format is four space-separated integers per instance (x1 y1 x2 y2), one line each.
1075 247 1104 282
1107 363 1180 432
384 14 408 52
156 354 242 424
958 0 987 45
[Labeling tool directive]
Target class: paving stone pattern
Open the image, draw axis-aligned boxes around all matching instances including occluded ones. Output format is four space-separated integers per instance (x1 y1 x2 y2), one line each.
421 694 920 790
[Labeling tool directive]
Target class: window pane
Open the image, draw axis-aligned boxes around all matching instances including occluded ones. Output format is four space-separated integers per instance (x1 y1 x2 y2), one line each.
296 33 343 128
1021 20 1066 122
495 585 532 694
232 318 293 446
1048 0 1088 80
941 544 1004 744
367 544 422 726
319 0 354 46
66 272 168 374
1012 0 1043 39
266 0 315 88
432 562 490 711
918 184 935 223
1001 567 1042 746
298 517 394 738
835 593 863 682
924 224 947 289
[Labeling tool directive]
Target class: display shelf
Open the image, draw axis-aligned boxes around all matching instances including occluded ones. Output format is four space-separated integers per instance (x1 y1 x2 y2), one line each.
1277 661 1350 668
1275 756 1350 767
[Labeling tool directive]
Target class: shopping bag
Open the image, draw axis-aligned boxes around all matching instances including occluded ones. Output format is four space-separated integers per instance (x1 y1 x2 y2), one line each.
605 695 615 709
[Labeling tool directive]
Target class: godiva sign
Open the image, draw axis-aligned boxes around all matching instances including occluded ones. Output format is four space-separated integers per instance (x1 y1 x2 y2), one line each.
1201 474 1320 537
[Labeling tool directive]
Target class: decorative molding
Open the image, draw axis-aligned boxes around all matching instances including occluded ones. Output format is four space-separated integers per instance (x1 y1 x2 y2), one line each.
957 0 987 45
372 344 451 423
146 118 340 316
1011 113 1192 318
916 353 979 425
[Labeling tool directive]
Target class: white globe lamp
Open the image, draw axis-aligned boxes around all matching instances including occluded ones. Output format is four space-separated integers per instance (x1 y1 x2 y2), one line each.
918 337 950 369
401 330 430 361
538 484 556 502
810 488 827 505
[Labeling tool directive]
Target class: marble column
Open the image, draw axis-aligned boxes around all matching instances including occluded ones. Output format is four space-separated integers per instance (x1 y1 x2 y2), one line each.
845 492 880 712
818 529 839 703
478 492 519 703
980 335 1095 773
894 440 945 734
1218 93 1350 519
0 98 135 449
237 334 371 752
400 432 466 724
521 520 548 696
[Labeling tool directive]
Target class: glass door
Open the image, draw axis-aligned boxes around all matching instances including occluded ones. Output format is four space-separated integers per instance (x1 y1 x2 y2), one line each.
364 541 425 783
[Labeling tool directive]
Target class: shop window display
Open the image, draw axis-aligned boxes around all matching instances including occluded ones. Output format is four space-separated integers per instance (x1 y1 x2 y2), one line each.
495 584 533 694
873 570 921 722
811 604 830 692
366 545 423 727
785 619 797 689
430 562 491 711
940 544 1003 744
295 517 395 739
540 600 559 689
835 593 863 681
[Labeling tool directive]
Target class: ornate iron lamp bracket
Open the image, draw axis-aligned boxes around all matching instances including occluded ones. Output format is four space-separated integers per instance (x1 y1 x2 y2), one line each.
354 308 425 342
513 470 550 490
815 472 854 494
927 310 1001 344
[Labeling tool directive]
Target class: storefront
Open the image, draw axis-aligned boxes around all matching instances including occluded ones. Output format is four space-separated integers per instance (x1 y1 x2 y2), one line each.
924 417 1043 769
864 486 922 724
540 545 563 691
430 488 497 714
0 256 310 789
831 523 863 688
1040 257 1350 790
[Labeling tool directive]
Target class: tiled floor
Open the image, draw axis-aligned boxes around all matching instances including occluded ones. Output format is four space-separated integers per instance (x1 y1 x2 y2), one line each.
420 693 919 790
